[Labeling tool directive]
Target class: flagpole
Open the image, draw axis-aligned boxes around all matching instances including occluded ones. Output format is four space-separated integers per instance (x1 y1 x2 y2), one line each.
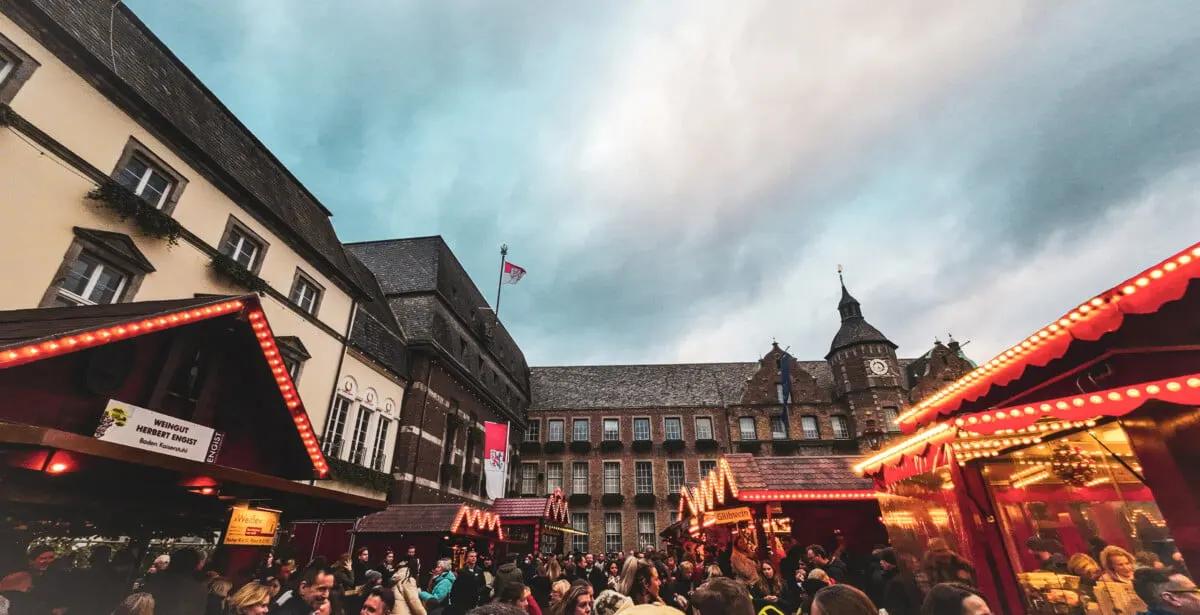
495 244 508 318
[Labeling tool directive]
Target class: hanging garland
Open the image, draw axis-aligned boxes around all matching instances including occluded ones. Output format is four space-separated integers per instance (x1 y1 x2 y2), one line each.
1050 444 1096 487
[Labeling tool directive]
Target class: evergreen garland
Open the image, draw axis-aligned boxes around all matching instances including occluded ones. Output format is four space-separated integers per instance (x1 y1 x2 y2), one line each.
325 457 393 493
209 252 270 293
86 179 184 246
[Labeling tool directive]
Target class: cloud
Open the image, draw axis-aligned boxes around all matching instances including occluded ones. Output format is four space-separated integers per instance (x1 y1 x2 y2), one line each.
129 0 1200 367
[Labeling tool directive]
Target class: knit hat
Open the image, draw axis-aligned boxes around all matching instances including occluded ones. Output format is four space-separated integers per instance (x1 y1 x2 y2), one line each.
364 570 383 584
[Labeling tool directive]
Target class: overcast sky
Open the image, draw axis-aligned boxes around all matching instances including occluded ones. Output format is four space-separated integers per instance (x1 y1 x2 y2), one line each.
129 1 1200 367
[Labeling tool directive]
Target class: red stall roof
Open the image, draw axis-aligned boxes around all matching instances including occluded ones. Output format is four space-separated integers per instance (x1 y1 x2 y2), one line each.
896 242 1200 431
679 454 875 521
0 295 328 477
493 488 569 524
356 503 504 539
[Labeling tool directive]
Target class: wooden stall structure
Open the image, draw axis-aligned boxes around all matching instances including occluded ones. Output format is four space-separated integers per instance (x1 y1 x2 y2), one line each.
857 241 1200 615
353 503 504 573
493 487 576 558
676 454 884 569
0 296 383 585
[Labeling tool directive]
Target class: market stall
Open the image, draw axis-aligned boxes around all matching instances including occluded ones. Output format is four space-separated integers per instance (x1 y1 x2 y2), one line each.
856 241 1200 615
0 296 383 584
492 487 576 558
353 503 504 572
676 454 883 569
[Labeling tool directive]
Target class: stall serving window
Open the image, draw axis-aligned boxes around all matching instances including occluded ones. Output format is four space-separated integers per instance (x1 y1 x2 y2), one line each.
979 422 1187 615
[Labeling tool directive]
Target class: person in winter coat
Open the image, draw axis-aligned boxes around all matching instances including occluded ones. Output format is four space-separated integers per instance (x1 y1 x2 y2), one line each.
445 551 484 615
495 560 524 596
390 564 427 615
419 559 456 611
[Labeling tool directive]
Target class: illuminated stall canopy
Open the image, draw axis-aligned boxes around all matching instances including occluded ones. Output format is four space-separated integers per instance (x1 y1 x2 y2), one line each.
896 242 1200 432
857 241 1200 615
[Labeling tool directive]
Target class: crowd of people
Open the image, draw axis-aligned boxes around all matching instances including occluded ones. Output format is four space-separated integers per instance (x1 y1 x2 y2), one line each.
1 534 1196 615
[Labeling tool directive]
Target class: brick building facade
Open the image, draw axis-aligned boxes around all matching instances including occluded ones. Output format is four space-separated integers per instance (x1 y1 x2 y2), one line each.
348 237 531 505
522 279 974 553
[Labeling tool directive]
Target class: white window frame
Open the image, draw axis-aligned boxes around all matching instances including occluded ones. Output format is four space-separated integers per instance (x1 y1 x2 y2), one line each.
525 419 541 442
521 462 539 496
117 154 173 209
633 417 651 441
572 461 589 494
57 252 128 306
801 416 820 440
739 417 757 441
547 419 565 442
603 461 621 494
348 403 375 465
602 418 620 441
663 416 683 441
667 461 685 494
322 395 352 457
637 512 656 550
570 513 589 553
634 460 653 494
699 459 717 477
572 418 590 442
831 415 851 440
289 272 322 315
770 415 788 440
545 462 563 494
604 513 622 553
694 416 714 440
371 417 392 472
0 52 13 85
220 226 262 271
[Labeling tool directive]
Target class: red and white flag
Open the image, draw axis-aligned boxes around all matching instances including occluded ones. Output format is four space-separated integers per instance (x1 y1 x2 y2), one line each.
502 261 527 285
483 422 510 499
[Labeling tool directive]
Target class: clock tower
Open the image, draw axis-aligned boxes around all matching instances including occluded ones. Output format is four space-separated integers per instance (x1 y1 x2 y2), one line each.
825 273 908 447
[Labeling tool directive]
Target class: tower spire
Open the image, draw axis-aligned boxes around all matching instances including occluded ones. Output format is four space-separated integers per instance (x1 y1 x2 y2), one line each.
837 265 862 321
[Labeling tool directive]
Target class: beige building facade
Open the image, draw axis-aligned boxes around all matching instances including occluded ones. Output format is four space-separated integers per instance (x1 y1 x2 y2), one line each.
0 2 406 501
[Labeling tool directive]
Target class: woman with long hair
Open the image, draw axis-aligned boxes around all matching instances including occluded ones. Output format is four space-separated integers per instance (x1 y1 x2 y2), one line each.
390 563 427 615
626 560 663 606
225 582 272 615
548 582 593 615
752 560 784 610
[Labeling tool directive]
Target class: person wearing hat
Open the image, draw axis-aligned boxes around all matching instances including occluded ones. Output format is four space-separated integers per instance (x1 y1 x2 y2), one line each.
346 569 385 614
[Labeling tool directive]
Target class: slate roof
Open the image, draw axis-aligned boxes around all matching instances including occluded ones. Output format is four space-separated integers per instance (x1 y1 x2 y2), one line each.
530 358 924 410
346 238 442 295
345 251 408 379
0 295 241 349
530 363 759 410
829 317 894 355
722 454 874 491
355 504 467 534
491 498 551 518
13 0 367 295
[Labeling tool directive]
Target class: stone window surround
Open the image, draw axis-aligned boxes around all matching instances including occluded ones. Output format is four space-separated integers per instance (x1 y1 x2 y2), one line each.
111 137 189 216
288 267 325 317
0 30 39 104
218 215 270 275
39 230 153 308
693 415 715 440
601 416 621 441
662 415 683 441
